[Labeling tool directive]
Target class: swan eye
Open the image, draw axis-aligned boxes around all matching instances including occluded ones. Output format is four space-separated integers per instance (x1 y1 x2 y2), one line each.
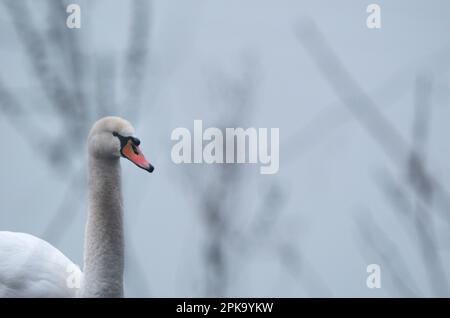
112 131 119 137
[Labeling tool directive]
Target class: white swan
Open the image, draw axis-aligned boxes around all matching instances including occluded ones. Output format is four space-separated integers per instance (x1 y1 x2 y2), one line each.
0 117 154 297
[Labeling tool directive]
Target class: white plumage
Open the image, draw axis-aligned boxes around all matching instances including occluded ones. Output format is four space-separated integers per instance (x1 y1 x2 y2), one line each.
0 231 82 297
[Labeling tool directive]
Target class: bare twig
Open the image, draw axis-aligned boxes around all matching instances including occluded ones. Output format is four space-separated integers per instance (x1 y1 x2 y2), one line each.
295 19 450 228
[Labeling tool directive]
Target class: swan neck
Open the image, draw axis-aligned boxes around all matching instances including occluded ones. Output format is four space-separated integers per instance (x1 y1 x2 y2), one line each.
81 155 124 297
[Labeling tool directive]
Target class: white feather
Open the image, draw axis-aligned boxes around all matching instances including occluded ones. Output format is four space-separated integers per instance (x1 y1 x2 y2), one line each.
0 231 82 298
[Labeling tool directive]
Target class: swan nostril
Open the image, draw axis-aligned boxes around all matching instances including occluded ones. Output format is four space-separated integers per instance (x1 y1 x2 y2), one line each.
131 144 139 155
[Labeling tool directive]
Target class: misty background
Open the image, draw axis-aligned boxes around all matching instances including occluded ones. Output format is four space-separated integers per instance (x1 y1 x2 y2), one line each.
1 0 450 297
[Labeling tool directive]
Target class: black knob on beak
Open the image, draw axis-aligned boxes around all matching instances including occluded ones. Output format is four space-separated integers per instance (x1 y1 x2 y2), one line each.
131 137 141 146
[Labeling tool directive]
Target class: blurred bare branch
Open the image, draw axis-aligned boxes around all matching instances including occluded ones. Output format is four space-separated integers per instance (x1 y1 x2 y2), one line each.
175 57 328 296
4 1 83 146
295 18 450 296
407 75 449 296
0 78 51 154
355 212 420 297
123 0 151 121
368 74 448 296
295 19 450 228
95 55 118 117
283 43 450 164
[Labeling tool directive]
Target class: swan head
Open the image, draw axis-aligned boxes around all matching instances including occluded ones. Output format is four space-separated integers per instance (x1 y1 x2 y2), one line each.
88 116 154 173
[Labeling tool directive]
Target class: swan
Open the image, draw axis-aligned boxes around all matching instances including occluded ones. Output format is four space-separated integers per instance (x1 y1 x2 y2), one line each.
0 116 154 297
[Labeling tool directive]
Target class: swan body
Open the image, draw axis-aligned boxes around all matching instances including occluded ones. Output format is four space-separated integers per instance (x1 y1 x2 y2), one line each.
0 231 82 297
0 117 153 298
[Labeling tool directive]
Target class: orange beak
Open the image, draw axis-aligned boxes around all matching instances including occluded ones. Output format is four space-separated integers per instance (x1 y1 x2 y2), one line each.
121 140 154 173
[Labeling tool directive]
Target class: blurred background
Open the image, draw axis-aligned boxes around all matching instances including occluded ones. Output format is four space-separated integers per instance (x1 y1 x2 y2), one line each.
1 0 450 297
